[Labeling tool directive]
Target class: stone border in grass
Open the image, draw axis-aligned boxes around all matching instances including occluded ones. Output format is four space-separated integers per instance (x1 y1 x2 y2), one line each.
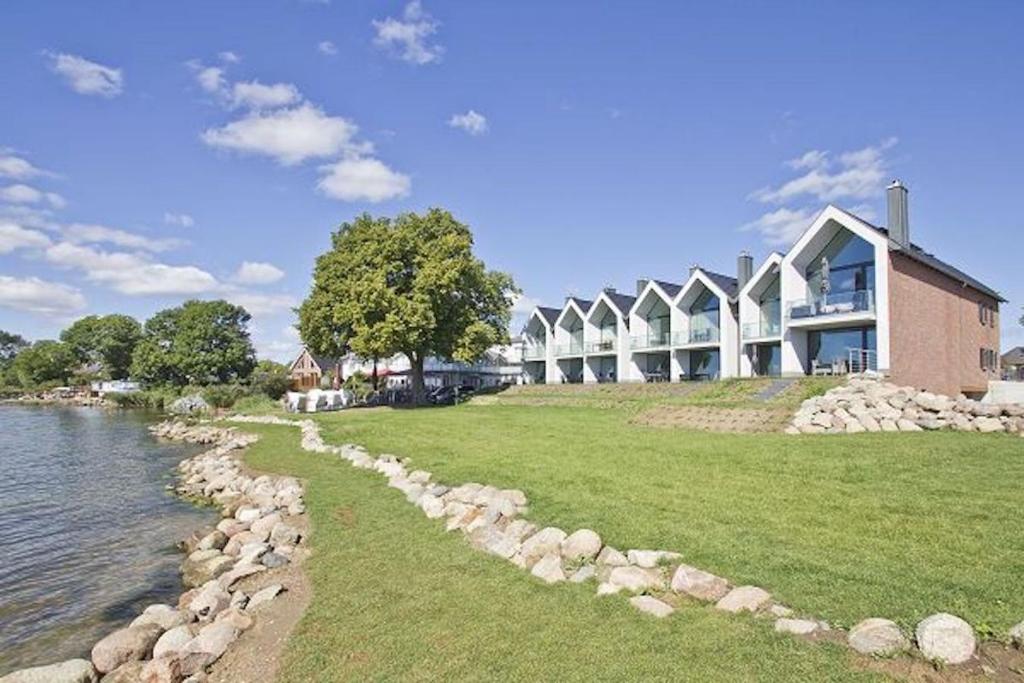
1 423 305 683
228 414 1024 667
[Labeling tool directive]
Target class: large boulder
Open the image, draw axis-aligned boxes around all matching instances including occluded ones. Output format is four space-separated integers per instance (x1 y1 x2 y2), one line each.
595 546 628 567
629 595 674 618
530 553 566 584
561 529 602 562
915 613 976 664
0 659 97 683
152 625 195 659
607 566 664 593
178 622 240 676
626 549 681 568
95 661 145 682
1010 620 1024 647
670 564 729 601
714 586 771 614
848 618 909 656
130 604 186 631
519 527 567 567
90 623 163 674
181 551 234 588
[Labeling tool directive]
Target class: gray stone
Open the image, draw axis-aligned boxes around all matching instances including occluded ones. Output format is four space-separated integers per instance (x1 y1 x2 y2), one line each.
182 552 234 588
188 582 231 622
626 549 681 568
418 494 445 519
138 657 182 683
596 582 622 596
595 546 628 566
196 530 228 551
1009 620 1024 647
249 513 282 541
519 527 567 567
90 624 163 674
774 618 819 635
269 523 300 548
561 529 602 561
178 622 240 676
569 565 596 583
608 566 664 592
152 624 194 660
247 583 284 610
0 659 97 683
530 553 566 584
95 661 145 683
670 564 729 602
261 551 289 568
130 604 186 631
218 563 265 591
629 595 674 618
915 613 976 664
847 618 909 656
896 419 923 432
714 586 771 614
975 416 1005 433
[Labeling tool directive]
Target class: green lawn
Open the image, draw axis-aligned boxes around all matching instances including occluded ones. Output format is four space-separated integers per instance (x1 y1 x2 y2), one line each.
308 403 1024 637
242 424 883 682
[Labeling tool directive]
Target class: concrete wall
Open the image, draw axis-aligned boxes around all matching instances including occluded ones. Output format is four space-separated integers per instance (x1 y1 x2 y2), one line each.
887 252 1001 396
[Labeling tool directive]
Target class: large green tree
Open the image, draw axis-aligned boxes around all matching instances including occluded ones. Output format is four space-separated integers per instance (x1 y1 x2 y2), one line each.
131 300 256 386
1 330 29 385
11 340 76 387
298 209 518 404
60 314 142 379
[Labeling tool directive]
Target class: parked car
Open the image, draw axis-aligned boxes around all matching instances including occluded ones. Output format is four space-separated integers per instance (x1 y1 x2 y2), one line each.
429 385 476 405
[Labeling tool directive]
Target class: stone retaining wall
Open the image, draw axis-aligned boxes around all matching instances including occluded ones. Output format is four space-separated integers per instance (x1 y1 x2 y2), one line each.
787 376 1024 435
0 423 306 683
230 414 1024 669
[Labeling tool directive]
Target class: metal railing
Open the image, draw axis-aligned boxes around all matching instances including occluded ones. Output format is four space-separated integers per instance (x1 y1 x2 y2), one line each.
584 339 617 354
554 342 584 357
811 348 877 376
787 289 874 320
522 345 546 360
742 320 782 340
630 332 671 350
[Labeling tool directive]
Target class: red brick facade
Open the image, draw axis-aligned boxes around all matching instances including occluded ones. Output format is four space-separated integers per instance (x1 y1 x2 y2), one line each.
887 252 1001 397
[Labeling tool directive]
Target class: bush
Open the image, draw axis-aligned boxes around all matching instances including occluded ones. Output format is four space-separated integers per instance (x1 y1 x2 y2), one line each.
343 371 373 402
232 394 281 414
201 384 248 409
107 387 181 410
249 366 291 399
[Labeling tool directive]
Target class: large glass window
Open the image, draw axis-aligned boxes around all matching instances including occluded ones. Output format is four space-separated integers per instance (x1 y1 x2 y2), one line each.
689 287 720 337
759 274 781 336
805 229 874 299
690 349 720 380
597 310 617 343
595 356 617 382
754 343 781 377
808 327 876 371
646 299 670 344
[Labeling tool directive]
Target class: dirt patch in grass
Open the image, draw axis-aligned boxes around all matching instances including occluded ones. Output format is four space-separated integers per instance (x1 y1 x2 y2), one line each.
857 641 1024 682
631 404 792 432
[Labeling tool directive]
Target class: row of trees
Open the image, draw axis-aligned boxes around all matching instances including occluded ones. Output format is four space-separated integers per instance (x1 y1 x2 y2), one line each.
2 300 261 390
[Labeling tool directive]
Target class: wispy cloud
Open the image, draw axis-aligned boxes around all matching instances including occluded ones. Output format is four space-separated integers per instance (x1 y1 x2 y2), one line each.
62 223 186 252
163 212 195 228
0 275 87 316
0 151 53 180
372 1 444 65
233 261 285 285
45 52 123 97
448 110 488 136
0 221 52 254
0 184 65 208
317 156 411 202
317 41 338 56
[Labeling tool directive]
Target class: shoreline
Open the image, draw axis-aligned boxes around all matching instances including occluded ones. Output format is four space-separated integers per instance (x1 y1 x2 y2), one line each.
0 420 310 683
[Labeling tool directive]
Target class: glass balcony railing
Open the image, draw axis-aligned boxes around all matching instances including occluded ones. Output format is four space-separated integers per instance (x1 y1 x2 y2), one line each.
787 290 874 320
554 342 584 357
630 332 671 350
669 328 720 345
522 345 546 360
742 321 782 339
584 339 617 354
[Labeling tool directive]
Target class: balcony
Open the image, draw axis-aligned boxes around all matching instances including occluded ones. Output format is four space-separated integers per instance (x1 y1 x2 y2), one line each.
742 320 782 341
630 332 671 350
671 327 720 347
554 342 584 357
787 290 874 323
522 345 546 361
584 339 617 354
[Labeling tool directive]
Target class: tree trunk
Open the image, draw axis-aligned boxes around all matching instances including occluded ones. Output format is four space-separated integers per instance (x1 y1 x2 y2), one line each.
371 358 379 390
409 352 427 406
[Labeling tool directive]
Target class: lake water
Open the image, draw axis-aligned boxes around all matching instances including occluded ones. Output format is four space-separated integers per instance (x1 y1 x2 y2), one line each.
0 405 215 675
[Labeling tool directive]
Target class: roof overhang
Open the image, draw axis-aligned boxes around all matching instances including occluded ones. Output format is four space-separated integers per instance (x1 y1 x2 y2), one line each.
739 252 784 300
629 280 676 317
675 268 734 309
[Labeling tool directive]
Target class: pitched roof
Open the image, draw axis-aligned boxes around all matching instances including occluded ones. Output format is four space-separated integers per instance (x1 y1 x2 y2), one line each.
537 306 560 327
652 279 682 298
1002 347 1024 365
568 296 593 312
700 269 739 299
834 206 1006 302
604 291 637 316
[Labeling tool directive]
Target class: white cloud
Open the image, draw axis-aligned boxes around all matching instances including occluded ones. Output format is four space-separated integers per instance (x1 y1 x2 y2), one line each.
741 207 818 247
201 103 365 166
62 223 185 252
234 261 285 285
751 138 898 204
230 80 302 110
196 65 226 94
510 293 541 315
225 291 298 316
0 152 50 180
0 221 52 253
317 41 338 56
46 52 123 97
163 212 195 228
0 275 86 316
219 51 241 64
45 242 219 296
317 156 411 202
448 110 488 136
372 1 444 65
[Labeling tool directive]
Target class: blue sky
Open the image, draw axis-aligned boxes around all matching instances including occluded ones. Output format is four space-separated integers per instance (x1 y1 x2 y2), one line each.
1 0 1022 361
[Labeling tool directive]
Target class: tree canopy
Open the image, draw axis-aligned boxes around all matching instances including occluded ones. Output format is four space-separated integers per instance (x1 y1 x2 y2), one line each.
298 209 517 403
60 314 142 380
11 340 76 387
131 299 256 386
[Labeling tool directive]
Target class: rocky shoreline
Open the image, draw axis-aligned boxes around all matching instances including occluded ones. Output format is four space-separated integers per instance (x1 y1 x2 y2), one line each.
0 422 307 683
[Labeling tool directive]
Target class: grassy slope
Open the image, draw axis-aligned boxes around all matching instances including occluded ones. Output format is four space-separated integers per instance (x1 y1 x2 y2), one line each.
312 403 1024 635
242 424 882 682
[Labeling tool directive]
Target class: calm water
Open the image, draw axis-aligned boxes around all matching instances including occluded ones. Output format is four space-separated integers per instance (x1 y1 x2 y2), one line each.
0 405 215 675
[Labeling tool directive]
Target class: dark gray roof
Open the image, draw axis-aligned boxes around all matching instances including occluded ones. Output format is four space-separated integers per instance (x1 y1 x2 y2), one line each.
652 280 682 298
568 297 593 312
604 291 637 316
700 269 739 299
537 306 560 327
835 206 1006 302
1002 347 1024 365
311 354 342 372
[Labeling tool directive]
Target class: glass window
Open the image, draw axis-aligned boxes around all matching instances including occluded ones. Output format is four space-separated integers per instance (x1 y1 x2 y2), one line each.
597 309 617 342
754 343 781 377
689 287 720 334
805 229 875 299
808 327 876 371
759 274 781 334
690 349 720 379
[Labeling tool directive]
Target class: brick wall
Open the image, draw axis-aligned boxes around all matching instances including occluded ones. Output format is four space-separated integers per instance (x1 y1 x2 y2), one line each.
888 252 1001 396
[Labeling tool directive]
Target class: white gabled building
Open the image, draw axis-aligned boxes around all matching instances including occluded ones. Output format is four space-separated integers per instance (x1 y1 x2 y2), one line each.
738 251 784 377
583 288 635 383
521 306 560 383
628 279 681 382
672 266 741 380
552 297 591 384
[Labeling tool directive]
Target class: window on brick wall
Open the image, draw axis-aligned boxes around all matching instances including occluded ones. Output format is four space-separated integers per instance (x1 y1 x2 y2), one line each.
979 302 985 324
